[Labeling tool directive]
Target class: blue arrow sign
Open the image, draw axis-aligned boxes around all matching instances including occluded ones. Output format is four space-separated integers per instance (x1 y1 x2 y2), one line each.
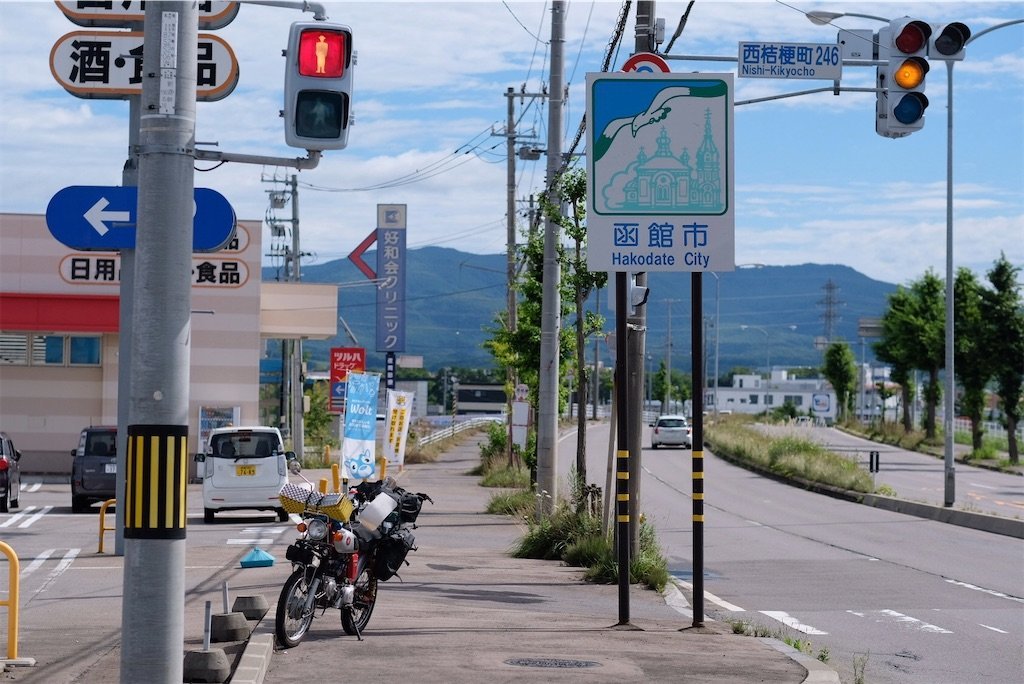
46 186 235 252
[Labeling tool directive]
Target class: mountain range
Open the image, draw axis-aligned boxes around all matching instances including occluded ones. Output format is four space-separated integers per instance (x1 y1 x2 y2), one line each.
263 247 897 376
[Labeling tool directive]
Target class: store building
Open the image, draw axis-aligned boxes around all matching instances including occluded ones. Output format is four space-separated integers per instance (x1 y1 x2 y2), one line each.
0 213 336 475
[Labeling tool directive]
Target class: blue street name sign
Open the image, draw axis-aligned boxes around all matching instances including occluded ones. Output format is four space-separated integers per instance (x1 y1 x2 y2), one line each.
45 186 235 252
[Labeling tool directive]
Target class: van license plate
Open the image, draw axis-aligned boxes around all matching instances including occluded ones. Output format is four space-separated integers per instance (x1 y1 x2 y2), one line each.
105 464 116 474
236 465 256 476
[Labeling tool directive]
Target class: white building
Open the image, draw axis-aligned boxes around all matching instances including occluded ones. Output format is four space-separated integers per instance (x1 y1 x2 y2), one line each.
707 370 838 422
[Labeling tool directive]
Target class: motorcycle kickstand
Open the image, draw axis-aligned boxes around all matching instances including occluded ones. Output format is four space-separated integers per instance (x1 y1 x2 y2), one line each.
343 607 363 641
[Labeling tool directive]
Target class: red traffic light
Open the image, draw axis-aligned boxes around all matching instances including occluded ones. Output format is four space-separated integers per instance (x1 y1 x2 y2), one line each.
297 28 348 78
932 22 971 57
893 20 931 54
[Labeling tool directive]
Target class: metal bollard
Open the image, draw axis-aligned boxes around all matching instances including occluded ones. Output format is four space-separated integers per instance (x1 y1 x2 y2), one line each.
97 499 116 553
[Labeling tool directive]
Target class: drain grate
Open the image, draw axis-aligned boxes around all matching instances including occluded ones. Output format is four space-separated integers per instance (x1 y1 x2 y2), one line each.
504 658 601 669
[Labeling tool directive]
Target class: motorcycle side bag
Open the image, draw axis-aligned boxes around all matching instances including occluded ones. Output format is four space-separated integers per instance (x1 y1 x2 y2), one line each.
373 528 415 581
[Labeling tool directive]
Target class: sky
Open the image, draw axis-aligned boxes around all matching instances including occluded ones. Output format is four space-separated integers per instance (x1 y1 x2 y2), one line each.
1 1 1021 288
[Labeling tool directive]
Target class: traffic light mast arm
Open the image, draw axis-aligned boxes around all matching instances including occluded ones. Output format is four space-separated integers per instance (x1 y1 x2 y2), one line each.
194 147 322 170
244 0 329 21
736 85 879 106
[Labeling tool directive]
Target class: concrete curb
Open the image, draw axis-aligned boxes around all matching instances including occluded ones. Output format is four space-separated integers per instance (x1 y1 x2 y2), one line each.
761 639 840 684
230 614 276 684
708 443 1024 539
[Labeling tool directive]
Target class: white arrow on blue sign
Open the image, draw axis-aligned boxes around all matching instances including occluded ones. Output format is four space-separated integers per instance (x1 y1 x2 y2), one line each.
45 186 235 252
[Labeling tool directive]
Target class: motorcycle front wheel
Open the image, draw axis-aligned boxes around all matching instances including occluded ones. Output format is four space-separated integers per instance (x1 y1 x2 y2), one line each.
341 565 378 635
276 569 317 648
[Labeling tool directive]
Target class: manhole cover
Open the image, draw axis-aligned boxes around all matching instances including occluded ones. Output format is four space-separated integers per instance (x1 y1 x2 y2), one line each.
504 658 601 669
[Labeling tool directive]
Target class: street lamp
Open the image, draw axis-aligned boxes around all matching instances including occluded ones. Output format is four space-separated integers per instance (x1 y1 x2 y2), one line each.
740 325 770 372
804 10 887 25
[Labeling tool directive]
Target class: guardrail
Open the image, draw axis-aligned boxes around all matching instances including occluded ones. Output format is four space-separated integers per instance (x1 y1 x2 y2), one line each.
417 416 503 447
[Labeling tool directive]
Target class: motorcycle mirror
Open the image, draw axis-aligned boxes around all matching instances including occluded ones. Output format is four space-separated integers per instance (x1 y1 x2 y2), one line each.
288 459 302 475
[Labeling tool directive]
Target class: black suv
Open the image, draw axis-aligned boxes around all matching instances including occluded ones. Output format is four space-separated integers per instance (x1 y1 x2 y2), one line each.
71 426 117 513
0 431 22 513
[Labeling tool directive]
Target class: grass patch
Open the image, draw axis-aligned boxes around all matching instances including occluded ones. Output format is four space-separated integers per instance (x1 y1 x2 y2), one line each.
706 416 874 493
486 489 535 517
727 619 830 663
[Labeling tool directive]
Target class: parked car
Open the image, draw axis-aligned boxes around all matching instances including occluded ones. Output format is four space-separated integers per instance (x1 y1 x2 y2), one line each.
194 426 293 523
0 431 23 513
650 415 692 449
71 426 118 512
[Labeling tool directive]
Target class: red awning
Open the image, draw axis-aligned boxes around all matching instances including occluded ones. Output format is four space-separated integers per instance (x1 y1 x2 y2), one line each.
0 293 120 333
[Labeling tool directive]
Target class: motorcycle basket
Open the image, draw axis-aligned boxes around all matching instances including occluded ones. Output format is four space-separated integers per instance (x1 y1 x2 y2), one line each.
278 484 354 522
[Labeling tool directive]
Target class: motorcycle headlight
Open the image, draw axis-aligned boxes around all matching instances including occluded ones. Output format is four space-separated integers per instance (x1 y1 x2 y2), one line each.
306 518 329 541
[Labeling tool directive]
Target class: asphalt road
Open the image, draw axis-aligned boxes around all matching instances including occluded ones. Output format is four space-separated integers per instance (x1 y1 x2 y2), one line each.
562 420 1024 684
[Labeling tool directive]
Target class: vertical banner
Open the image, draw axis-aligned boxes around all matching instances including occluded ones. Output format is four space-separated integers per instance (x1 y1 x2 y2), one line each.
329 347 366 414
383 389 414 469
342 371 381 480
376 204 407 352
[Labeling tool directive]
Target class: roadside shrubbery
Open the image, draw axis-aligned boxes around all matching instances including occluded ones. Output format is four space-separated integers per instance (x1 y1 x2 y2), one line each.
706 414 874 493
474 422 669 592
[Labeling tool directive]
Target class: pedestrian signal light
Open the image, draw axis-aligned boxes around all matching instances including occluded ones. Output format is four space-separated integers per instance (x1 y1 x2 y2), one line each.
929 22 971 61
283 22 354 151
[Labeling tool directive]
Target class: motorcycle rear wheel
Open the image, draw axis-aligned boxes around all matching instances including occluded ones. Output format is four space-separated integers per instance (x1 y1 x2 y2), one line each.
276 569 317 648
341 565 378 635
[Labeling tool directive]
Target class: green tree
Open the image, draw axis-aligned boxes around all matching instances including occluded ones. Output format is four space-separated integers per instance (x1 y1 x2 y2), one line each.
304 380 338 453
954 267 991 451
822 342 857 422
540 169 607 485
875 271 946 439
484 219 574 423
981 254 1023 464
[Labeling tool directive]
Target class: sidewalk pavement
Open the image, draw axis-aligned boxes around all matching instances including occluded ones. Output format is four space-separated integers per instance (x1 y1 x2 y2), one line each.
2 432 837 683
236 433 836 684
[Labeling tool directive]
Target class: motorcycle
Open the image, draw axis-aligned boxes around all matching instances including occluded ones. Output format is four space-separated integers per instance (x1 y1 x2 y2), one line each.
274 461 432 648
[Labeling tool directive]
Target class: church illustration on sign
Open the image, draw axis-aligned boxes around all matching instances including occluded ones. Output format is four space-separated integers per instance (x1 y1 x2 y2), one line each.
615 109 723 214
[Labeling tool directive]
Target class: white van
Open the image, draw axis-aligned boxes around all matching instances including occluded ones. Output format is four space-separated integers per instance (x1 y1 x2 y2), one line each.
195 426 293 523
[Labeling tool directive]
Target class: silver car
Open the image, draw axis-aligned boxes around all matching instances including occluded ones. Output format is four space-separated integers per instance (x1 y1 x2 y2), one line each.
650 415 692 449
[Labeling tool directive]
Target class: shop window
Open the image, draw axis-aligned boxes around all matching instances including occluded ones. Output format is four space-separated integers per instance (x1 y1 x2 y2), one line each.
69 336 101 365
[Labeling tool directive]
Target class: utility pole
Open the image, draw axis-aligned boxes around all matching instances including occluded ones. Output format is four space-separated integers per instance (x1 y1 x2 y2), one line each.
500 87 545 464
288 174 305 460
628 1 656 555
536 0 565 516
121 3 196 680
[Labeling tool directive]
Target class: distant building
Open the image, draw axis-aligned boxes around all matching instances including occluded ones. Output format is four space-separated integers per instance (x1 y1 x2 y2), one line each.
707 370 837 422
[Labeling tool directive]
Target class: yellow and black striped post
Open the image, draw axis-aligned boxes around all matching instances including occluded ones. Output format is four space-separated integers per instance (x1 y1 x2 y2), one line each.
614 272 632 626
124 424 189 539
691 273 705 627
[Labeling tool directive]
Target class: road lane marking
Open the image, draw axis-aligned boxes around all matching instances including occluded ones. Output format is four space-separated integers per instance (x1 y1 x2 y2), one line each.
673 577 744 612
1 506 38 528
19 548 54 578
19 482 42 493
979 624 1008 634
946 579 1024 604
35 548 81 594
760 610 828 635
227 538 277 545
848 609 953 634
18 505 53 528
